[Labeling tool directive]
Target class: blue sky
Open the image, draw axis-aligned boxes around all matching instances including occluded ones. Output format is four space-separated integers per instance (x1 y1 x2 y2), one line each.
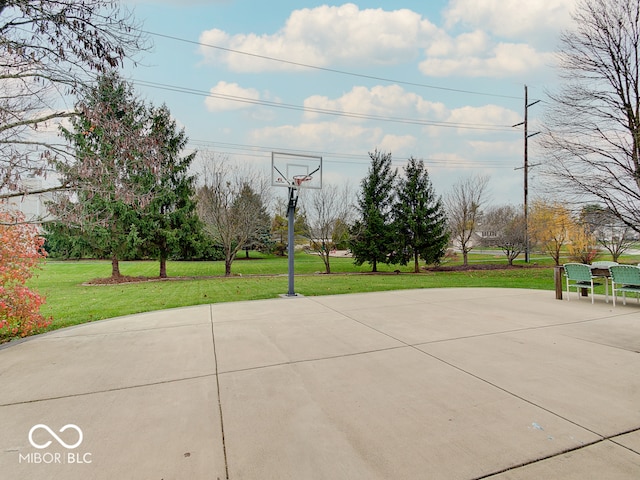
122 0 576 206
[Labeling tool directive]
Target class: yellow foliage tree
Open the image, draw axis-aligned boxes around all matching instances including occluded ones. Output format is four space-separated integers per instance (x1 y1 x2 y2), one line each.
567 222 598 264
529 200 574 265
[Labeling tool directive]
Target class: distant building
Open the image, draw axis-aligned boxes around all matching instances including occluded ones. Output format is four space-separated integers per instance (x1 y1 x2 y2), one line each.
1 177 55 224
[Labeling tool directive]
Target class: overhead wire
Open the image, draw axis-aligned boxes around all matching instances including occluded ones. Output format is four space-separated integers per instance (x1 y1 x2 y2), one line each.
189 139 518 170
143 30 524 101
133 79 517 132
134 29 525 171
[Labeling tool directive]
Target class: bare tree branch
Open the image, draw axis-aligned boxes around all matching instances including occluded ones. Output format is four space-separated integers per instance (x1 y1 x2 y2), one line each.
540 0 640 233
445 175 489 266
196 157 271 276
0 0 149 193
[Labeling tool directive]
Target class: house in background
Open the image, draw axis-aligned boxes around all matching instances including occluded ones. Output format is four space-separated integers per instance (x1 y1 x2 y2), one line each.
1 176 55 224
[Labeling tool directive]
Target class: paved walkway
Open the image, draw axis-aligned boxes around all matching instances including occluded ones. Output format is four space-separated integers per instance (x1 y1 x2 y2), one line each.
1 288 639 479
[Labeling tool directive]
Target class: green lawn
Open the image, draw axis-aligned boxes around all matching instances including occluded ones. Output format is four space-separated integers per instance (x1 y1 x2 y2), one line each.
26 250 636 336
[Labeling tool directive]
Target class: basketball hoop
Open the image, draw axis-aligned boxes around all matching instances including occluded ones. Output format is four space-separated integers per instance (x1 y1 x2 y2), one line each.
271 152 322 297
292 174 313 188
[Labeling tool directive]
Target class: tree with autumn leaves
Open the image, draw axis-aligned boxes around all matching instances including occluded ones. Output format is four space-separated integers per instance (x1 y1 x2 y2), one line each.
0 210 51 342
528 200 600 265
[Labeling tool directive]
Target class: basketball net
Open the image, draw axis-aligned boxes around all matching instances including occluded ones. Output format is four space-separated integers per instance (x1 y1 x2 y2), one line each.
292 174 313 188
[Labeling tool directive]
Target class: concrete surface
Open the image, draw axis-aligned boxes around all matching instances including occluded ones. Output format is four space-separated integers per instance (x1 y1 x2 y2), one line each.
0 287 639 479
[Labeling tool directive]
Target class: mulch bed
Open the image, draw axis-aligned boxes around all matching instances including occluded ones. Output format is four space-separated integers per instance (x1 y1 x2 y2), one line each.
84 275 169 285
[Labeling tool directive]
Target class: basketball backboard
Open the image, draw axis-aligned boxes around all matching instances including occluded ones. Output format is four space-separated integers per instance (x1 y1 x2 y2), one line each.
271 152 322 189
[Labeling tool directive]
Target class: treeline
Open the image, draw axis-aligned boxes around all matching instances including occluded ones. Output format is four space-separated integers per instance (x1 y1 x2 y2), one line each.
42 73 632 279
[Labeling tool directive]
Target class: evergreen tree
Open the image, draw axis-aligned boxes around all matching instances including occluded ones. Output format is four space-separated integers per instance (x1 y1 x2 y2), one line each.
138 104 202 278
349 149 397 272
393 157 449 272
53 71 157 278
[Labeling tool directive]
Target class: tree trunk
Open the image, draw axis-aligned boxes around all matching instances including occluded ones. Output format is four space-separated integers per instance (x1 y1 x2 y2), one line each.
414 252 420 273
159 255 167 279
111 254 121 278
462 250 469 266
225 257 232 276
372 258 378 273
322 252 331 274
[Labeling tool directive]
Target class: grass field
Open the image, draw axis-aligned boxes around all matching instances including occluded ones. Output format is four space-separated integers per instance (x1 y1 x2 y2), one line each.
25 250 636 336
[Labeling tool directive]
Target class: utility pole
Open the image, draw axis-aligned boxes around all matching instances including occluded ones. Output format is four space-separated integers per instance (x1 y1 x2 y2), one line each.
513 85 540 263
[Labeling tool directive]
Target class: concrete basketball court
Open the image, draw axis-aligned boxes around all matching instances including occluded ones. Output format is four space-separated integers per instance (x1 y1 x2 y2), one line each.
1 287 639 479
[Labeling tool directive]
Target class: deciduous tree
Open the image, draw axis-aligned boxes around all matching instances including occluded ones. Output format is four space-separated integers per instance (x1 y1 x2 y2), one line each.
305 184 352 274
481 205 526 266
529 200 573 265
567 221 598 264
0 0 147 194
581 204 635 262
540 0 640 234
445 175 489 266
196 162 270 276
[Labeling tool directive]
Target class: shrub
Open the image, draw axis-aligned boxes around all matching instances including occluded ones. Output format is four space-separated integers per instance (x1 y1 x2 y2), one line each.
0 211 51 342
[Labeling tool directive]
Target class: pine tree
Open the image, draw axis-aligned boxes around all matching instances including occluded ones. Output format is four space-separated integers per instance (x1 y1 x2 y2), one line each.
393 157 449 272
54 71 157 278
138 104 202 278
350 149 397 272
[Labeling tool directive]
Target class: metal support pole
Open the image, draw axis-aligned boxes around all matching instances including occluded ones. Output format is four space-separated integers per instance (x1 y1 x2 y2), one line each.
287 187 297 296
517 84 540 264
524 85 529 264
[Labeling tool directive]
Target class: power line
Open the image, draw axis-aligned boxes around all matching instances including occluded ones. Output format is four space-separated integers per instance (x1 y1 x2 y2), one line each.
143 29 524 101
188 139 518 170
133 79 517 132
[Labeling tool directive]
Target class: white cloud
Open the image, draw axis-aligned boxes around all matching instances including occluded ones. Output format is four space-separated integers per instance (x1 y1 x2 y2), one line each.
249 122 383 151
446 104 521 131
443 0 576 43
197 2 564 79
377 134 417 154
204 81 261 112
421 40 555 78
199 3 439 72
303 84 447 121
418 0 572 78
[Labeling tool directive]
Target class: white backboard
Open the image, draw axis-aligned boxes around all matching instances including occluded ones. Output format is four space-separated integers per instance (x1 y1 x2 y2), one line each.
271 152 322 189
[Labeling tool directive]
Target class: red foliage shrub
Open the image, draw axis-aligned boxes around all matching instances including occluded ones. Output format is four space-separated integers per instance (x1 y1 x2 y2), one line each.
0 210 51 341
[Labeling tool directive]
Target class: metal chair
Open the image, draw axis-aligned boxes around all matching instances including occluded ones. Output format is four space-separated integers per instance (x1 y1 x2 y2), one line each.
592 261 619 268
563 263 601 303
591 261 618 303
608 265 640 307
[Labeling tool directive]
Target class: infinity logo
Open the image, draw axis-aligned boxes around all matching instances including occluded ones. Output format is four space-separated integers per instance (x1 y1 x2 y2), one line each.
28 424 83 450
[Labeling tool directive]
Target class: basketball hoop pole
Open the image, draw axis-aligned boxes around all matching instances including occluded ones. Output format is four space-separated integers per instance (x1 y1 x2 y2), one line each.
271 151 322 297
286 185 298 296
